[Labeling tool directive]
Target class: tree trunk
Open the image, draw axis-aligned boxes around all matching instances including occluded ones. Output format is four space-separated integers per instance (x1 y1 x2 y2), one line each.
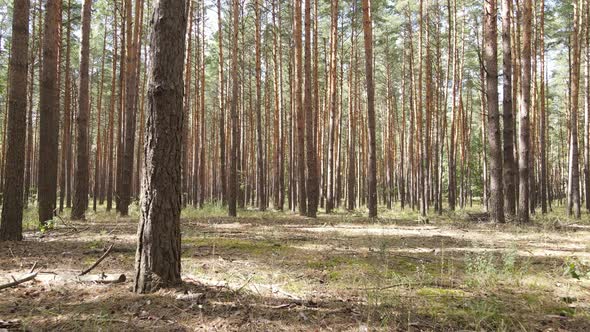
134 0 187 293
568 0 582 219
71 0 92 220
502 0 517 216
228 0 240 217
485 0 505 223
107 12 118 212
362 0 377 218
325 0 339 214
38 0 61 224
305 0 318 217
0 0 30 241
518 0 532 223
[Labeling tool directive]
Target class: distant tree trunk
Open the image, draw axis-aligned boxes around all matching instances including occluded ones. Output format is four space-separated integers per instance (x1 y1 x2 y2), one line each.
24 0 38 208
305 0 318 217
272 0 284 211
254 0 266 211
539 0 548 214
325 0 339 214
502 0 516 216
59 0 72 213
119 0 142 216
183 0 193 207
485 0 504 223
217 0 227 206
107 13 119 212
0 0 30 241
38 0 61 224
347 0 357 212
518 0 532 223
94 25 108 212
568 0 582 219
294 0 307 215
71 0 92 220
228 0 240 217
134 0 187 293
362 0 377 218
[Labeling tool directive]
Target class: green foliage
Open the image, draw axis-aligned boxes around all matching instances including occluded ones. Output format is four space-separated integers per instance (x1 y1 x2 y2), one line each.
564 258 590 280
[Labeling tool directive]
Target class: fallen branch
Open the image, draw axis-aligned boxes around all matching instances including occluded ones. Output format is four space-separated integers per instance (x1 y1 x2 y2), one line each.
54 213 78 232
80 244 114 276
0 272 38 291
29 261 38 273
35 273 127 284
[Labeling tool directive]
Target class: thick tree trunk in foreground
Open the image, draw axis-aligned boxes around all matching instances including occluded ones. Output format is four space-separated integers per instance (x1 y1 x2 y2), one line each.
38 0 61 224
134 0 187 293
362 0 377 218
518 0 532 223
0 0 30 241
485 0 504 223
71 0 92 220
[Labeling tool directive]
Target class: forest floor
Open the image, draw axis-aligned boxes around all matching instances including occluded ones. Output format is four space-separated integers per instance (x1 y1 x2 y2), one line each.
1 205 590 331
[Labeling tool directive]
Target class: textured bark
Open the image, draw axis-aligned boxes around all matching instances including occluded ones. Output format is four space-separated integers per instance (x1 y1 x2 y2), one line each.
228 0 240 217
518 0 532 223
38 0 61 224
347 1 357 212
539 0 547 214
502 0 516 216
119 0 142 216
71 0 92 220
0 0 30 241
59 0 72 213
254 0 266 211
305 0 318 217
325 0 338 214
107 14 119 212
362 0 377 218
585 0 590 212
217 0 227 205
272 0 284 211
134 0 187 293
485 0 504 223
568 0 582 219
294 0 307 215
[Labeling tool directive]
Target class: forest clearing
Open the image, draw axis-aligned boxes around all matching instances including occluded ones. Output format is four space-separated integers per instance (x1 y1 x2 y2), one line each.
1 207 590 331
2 0 590 330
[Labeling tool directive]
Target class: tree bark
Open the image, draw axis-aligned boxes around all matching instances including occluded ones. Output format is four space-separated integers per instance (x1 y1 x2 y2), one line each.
134 0 187 293
0 0 30 241
518 0 532 223
71 0 92 220
485 0 504 223
305 0 318 217
38 0 61 224
362 0 377 218
228 0 240 217
502 0 516 216
568 0 582 219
